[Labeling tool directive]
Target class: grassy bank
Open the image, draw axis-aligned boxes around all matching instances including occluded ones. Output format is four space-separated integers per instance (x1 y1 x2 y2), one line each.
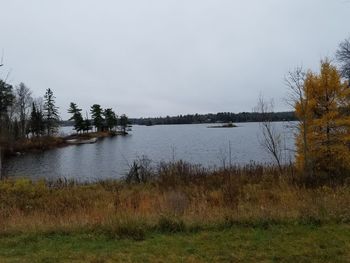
1 162 350 261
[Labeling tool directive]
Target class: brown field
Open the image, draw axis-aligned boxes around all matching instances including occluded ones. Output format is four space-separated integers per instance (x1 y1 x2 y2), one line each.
1 161 349 237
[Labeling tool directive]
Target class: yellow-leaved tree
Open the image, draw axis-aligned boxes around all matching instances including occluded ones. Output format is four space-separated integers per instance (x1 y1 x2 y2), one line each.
295 60 350 183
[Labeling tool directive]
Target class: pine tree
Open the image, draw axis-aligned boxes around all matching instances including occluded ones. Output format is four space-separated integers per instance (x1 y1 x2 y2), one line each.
82 113 92 133
0 80 15 151
90 104 104 132
30 102 45 137
120 114 128 134
68 102 84 133
103 108 118 131
30 103 38 137
0 80 14 133
43 88 60 136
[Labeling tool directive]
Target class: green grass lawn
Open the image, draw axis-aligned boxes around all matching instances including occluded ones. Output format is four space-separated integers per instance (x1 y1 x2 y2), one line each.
0 224 349 263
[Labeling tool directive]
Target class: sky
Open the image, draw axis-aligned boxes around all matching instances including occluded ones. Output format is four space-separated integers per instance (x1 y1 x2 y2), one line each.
1 0 350 119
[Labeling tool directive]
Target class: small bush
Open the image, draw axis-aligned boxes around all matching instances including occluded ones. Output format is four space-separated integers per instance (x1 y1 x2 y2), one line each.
125 156 153 184
299 216 322 227
100 221 146 241
157 216 186 233
114 224 145 241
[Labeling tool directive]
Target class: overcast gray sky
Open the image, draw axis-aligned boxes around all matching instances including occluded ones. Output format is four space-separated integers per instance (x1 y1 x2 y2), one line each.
1 0 349 119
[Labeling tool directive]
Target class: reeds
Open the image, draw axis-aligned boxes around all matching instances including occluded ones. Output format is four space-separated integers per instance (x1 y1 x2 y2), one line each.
1 161 349 238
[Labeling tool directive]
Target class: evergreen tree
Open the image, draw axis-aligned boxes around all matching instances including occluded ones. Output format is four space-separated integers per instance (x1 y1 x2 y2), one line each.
90 104 104 132
30 102 45 137
0 80 14 123
120 114 128 134
43 88 60 136
68 102 84 133
82 114 92 133
0 80 14 140
103 108 118 131
29 103 37 136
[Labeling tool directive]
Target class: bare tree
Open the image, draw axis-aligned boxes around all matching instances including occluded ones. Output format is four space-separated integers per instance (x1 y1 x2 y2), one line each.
285 67 311 175
15 83 32 138
255 95 283 172
336 37 350 85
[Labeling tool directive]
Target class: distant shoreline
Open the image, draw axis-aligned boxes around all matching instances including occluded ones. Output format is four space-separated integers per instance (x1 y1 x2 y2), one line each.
130 111 296 126
60 111 296 127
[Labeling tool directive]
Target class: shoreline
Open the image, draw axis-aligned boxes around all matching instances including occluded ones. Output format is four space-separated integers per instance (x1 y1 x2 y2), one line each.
4 130 128 157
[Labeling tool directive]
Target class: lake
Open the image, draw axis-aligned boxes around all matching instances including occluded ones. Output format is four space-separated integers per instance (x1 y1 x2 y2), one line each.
3 122 295 181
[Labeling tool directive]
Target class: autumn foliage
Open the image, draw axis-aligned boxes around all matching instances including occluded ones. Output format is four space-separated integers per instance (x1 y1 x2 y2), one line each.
295 60 350 184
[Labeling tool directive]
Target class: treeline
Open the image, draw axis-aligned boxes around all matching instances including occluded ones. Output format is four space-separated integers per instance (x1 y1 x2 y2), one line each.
68 103 129 134
0 83 60 142
131 111 296 125
0 78 129 148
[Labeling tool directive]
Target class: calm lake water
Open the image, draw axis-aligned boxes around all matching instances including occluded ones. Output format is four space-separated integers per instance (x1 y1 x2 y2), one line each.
3 122 295 181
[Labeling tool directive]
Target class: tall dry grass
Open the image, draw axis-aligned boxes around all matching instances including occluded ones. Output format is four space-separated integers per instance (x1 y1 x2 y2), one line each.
1 161 350 238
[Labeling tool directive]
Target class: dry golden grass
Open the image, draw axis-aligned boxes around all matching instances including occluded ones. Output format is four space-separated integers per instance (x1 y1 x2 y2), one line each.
1 162 350 236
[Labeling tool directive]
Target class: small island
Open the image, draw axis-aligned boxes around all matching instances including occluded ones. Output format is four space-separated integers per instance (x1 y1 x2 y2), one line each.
207 122 237 128
0 87 131 157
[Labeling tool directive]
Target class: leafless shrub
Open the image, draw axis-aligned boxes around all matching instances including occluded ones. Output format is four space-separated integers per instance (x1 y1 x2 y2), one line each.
255 96 284 172
125 155 154 184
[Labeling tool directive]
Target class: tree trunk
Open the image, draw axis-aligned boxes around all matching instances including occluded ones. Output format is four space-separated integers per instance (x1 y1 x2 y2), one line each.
0 146 2 180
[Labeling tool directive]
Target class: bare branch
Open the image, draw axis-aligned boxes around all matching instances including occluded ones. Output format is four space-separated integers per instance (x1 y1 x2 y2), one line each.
336 37 350 82
284 66 306 108
255 95 284 172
